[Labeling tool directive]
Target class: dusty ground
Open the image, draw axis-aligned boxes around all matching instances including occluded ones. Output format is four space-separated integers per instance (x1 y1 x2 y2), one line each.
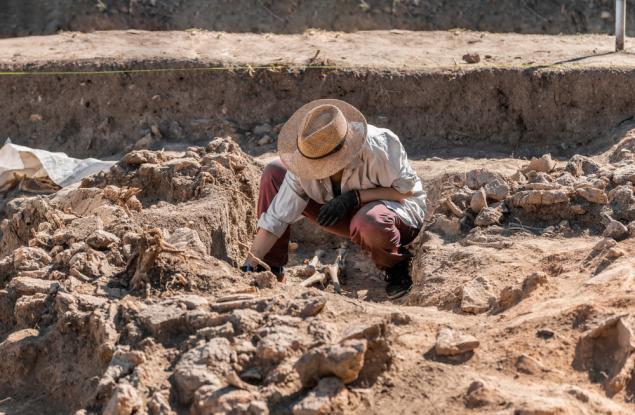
3 30 635 69
0 0 630 38
3 125 635 414
2 26 635 415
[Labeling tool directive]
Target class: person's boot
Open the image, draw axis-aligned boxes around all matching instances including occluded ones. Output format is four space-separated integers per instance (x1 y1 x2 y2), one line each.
384 259 412 299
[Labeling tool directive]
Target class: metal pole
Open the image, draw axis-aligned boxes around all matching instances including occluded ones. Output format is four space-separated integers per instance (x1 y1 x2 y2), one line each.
616 0 626 51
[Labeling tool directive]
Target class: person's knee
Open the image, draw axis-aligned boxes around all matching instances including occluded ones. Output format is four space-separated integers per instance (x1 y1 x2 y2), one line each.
350 208 394 245
262 160 286 185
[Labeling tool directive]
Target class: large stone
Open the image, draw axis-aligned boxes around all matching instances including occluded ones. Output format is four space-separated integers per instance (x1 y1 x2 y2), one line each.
576 187 608 204
524 154 556 173
511 189 571 207
603 219 628 240
12 247 51 271
174 365 223 405
174 337 235 404
14 294 47 328
435 327 480 356
8 277 59 296
461 276 495 314
292 377 348 415
612 164 635 185
86 230 120 250
191 387 268 415
139 304 186 340
474 206 503 227
483 178 510 201
102 383 142 415
465 169 506 190
470 188 487 213
566 155 600 176
256 326 303 363
295 339 367 387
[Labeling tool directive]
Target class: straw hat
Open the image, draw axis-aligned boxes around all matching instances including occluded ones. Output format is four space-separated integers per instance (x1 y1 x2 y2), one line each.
278 99 367 180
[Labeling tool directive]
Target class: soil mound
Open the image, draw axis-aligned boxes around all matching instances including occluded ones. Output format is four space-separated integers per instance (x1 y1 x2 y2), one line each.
3 136 635 413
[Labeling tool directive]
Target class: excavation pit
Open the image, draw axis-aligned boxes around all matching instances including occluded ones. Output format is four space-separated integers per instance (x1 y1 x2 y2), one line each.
3 30 635 414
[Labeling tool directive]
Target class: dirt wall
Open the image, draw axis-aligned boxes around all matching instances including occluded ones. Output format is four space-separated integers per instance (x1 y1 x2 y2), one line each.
0 0 629 38
3 65 635 159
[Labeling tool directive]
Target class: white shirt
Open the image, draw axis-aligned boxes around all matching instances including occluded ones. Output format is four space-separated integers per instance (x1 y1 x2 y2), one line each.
258 125 427 237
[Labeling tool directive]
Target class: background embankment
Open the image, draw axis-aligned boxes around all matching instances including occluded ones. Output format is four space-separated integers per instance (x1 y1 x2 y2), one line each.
0 0 629 37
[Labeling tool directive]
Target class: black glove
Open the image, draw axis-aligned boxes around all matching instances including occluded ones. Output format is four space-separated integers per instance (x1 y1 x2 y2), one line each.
240 265 255 273
317 190 361 227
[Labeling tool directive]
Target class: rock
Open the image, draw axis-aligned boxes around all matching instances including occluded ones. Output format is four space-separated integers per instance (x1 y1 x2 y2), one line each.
86 230 120 250
465 169 506 190
257 135 274 146
464 380 506 409
253 123 272 136
524 154 556 173
474 206 503 227
295 339 367 386
606 247 625 259
289 296 327 318
228 309 263 334
165 227 207 255
566 155 600 176
462 53 480 64
162 294 209 310
470 188 487 213
52 215 103 245
340 320 386 343
592 238 617 252
164 158 201 175
102 383 142 415
253 271 277 289
256 326 303 363
576 187 608 204
174 338 235 404
292 377 348 415
628 221 635 237
191 387 268 415
435 327 479 356
174 366 223 405
430 215 461 237
139 304 186 340
511 189 571 206
147 391 174 415
515 354 549 375
555 172 577 187
461 276 495 314
12 247 51 271
8 277 60 296
483 178 509 201
573 315 635 395
14 294 47 328
603 218 628 239
612 164 635 185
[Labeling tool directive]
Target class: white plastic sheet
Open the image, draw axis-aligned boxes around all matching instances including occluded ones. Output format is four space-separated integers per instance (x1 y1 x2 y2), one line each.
0 138 115 191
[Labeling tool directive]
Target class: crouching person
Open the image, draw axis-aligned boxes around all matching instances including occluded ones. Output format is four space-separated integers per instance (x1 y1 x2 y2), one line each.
241 99 426 299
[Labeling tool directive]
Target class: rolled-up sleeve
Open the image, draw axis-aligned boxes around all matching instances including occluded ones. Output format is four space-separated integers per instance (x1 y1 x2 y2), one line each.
257 171 309 238
373 131 419 194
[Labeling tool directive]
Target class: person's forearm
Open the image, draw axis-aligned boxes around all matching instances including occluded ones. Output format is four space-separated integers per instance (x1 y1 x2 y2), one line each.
245 227 280 266
359 187 412 204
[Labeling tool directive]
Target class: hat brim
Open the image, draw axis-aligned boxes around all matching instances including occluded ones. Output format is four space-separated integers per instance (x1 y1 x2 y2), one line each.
278 99 367 180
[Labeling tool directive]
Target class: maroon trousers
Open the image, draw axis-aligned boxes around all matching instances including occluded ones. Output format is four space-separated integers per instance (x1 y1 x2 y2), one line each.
258 159 419 270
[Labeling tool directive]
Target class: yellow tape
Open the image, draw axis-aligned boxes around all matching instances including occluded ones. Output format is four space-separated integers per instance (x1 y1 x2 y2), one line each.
0 64 341 76
0 61 624 76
